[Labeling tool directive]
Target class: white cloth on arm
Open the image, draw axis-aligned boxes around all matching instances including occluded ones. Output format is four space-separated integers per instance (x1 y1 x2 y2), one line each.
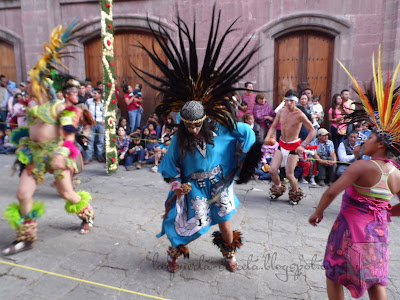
337 142 355 163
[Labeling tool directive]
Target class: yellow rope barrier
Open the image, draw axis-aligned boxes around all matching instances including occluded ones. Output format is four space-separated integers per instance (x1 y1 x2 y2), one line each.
0 260 169 300
1 122 377 165
308 157 352 165
0 122 166 142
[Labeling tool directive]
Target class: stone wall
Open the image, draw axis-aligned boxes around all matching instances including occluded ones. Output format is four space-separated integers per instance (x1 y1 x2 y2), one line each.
0 0 399 101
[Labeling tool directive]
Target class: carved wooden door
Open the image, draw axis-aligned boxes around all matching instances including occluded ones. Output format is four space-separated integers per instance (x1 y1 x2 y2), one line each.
0 41 16 82
84 31 167 120
274 31 334 126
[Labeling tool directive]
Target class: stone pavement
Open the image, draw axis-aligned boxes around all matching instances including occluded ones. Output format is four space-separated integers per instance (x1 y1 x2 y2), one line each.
0 154 399 300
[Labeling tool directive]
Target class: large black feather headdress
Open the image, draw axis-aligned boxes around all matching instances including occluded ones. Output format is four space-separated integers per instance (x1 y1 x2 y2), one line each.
131 4 260 131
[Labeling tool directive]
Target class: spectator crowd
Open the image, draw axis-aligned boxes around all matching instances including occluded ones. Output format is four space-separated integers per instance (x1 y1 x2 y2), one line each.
0 73 373 186
236 82 371 188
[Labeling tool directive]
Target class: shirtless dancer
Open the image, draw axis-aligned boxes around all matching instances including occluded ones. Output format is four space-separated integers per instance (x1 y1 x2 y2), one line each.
265 90 315 205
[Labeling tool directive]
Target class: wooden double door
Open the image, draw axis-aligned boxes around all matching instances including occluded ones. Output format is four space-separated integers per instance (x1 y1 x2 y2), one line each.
274 31 334 126
84 31 167 120
0 41 17 82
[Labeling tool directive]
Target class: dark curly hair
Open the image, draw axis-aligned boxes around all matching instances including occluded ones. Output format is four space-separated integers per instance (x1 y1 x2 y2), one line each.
177 118 216 160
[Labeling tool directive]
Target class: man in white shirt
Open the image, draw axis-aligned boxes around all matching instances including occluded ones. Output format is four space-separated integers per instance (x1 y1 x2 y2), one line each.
336 131 359 177
84 89 105 163
0 81 8 131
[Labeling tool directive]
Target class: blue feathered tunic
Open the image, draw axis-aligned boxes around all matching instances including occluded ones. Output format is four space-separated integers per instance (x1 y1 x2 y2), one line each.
157 122 255 247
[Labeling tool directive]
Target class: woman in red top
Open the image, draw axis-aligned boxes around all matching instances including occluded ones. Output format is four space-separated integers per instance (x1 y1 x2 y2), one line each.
124 84 142 132
328 93 346 151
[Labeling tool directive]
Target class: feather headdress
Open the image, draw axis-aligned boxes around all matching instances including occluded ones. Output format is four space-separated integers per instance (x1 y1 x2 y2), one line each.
131 4 260 131
29 20 80 104
338 45 400 155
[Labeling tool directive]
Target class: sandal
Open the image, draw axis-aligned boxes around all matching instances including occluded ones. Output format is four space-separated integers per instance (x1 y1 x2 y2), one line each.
80 219 93 235
2 240 34 256
225 257 238 272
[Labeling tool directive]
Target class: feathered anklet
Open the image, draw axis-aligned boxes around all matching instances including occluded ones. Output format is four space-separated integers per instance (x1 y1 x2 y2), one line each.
212 230 243 258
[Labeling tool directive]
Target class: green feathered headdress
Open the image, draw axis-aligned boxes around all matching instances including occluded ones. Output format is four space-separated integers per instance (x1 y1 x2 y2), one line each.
29 20 80 104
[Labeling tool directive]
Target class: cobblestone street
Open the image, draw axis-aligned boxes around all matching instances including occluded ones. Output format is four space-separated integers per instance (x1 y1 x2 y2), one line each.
1 155 399 299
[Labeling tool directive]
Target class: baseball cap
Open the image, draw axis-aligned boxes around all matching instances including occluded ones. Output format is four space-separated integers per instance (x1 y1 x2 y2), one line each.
20 82 26 87
317 128 329 136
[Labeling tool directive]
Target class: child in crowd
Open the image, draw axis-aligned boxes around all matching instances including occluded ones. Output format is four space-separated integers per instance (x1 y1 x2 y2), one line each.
117 117 131 136
236 101 248 121
116 127 131 165
358 121 372 141
255 136 279 180
298 147 318 186
161 113 175 137
13 93 28 127
132 83 142 99
24 92 31 102
125 133 146 170
141 127 150 144
157 134 171 163
356 121 372 160
132 127 141 136
310 96 324 129
56 90 64 101
243 113 263 143
144 134 160 172
0 128 16 154
130 83 143 113
353 122 362 132
161 124 174 142
146 112 162 137
147 122 157 135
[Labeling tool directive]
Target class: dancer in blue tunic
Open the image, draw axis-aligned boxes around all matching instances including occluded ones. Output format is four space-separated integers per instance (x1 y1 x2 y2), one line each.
131 5 261 273
157 102 255 272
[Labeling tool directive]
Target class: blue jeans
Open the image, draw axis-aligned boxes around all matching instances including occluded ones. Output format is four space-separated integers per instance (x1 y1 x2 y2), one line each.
330 125 345 152
0 110 7 131
125 149 145 167
0 145 15 154
336 164 348 177
156 125 162 137
317 155 336 181
255 159 274 180
128 109 142 132
85 122 105 160
146 156 156 164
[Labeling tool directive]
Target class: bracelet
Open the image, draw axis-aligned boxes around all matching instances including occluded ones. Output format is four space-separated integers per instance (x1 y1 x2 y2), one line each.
300 141 309 148
171 181 182 191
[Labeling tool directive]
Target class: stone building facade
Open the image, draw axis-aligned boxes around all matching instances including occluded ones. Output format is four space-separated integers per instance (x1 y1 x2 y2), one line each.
0 0 399 115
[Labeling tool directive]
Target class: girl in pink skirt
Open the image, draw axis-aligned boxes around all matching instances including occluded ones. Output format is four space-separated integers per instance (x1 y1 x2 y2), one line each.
309 133 400 299
309 47 400 299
